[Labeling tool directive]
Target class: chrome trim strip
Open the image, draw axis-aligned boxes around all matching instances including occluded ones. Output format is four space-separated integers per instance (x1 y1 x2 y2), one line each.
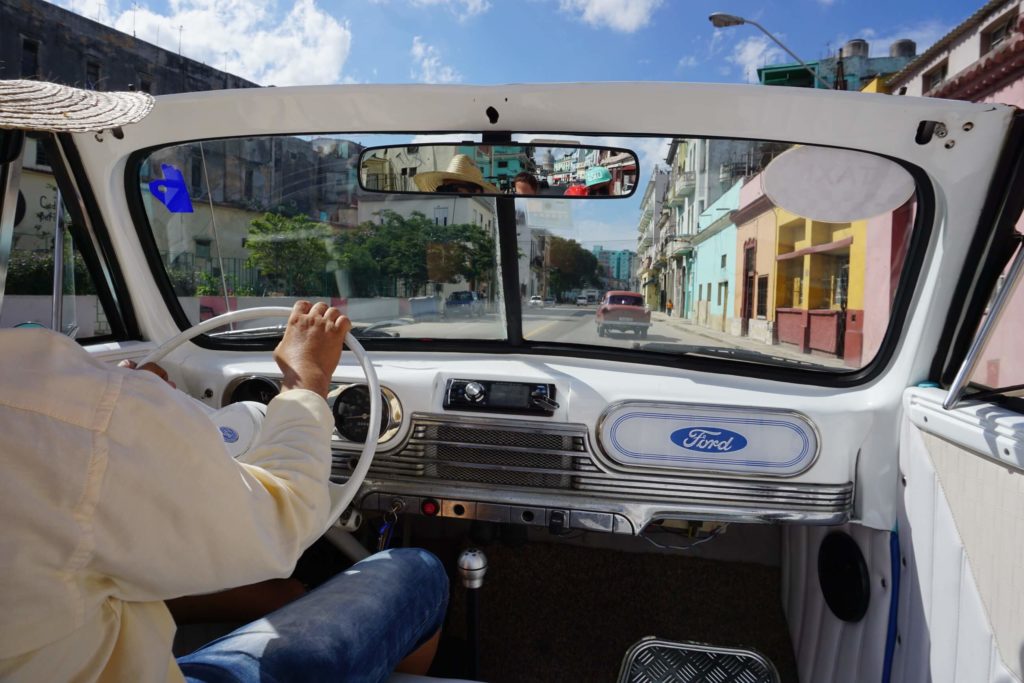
354 480 853 528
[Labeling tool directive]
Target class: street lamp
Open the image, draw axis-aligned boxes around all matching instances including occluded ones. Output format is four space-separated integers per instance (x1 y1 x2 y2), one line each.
709 12 831 90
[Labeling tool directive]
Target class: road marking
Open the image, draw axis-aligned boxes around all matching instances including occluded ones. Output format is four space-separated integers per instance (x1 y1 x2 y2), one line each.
525 319 564 339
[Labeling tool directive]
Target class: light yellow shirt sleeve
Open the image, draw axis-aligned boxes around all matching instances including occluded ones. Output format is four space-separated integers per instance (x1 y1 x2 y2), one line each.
89 371 334 600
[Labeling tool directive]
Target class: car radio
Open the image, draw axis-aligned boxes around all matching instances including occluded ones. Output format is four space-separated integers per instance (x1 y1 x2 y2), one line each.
444 379 559 415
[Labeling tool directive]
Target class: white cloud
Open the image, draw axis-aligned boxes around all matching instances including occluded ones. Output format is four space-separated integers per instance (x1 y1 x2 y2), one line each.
817 0 837 6
558 0 664 33
727 36 784 83
409 0 490 19
55 0 352 86
677 55 698 70
410 36 463 84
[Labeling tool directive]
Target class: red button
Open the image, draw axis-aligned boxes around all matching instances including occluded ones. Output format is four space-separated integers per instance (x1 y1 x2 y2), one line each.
421 499 440 516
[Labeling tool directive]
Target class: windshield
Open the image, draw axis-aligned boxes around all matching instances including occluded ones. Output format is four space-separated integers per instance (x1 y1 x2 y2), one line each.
136 132 920 372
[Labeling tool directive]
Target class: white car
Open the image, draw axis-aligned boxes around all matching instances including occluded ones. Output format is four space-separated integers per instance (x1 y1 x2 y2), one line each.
10 79 1022 683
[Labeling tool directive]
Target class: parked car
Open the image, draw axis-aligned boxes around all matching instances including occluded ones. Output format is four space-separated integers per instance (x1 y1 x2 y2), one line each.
528 295 543 307
596 291 651 337
544 297 555 307
575 295 589 306
445 290 484 317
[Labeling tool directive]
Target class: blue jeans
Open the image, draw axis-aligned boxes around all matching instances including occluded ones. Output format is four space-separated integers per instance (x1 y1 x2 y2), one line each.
178 548 449 683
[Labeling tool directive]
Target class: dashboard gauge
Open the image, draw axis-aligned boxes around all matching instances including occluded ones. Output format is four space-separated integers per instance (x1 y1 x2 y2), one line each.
332 384 393 442
226 377 280 405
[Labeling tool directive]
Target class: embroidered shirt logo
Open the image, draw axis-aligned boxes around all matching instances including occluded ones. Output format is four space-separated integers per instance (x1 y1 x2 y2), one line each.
670 427 748 453
219 426 240 443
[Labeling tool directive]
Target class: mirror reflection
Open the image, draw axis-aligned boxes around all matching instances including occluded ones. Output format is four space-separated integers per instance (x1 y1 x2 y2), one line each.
358 144 638 198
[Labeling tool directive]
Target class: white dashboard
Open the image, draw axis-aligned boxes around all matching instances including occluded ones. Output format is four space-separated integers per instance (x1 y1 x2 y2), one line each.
166 349 861 535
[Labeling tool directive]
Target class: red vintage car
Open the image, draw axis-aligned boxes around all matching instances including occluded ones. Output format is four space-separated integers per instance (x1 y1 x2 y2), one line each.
596 290 650 338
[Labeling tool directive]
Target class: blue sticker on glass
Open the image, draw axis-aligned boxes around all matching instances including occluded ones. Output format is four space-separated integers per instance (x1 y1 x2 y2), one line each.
219 426 239 443
148 164 194 213
670 427 748 453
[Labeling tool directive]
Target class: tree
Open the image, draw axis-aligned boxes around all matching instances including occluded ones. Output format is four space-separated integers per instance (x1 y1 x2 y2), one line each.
246 212 334 296
546 235 601 297
336 210 496 297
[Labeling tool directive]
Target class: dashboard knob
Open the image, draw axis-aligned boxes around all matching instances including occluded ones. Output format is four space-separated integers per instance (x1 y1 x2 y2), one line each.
464 381 485 402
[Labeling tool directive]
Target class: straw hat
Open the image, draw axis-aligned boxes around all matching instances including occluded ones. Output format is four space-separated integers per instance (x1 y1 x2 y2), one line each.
0 79 154 133
414 154 499 193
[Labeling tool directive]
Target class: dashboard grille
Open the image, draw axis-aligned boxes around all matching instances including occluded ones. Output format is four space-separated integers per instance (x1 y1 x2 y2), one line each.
331 412 854 521
333 413 587 490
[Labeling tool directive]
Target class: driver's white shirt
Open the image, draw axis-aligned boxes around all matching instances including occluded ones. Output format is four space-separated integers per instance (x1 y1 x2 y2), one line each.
0 329 334 682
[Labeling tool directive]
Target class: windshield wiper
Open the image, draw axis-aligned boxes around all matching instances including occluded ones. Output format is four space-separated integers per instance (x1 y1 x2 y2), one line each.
639 342 825 369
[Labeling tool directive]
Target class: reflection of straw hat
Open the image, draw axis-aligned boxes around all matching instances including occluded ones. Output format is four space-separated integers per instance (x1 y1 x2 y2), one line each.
414 154 499 193
0 79 154 133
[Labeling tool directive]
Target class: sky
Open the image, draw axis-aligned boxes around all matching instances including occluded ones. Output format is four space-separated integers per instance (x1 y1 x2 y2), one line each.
52 0 979 249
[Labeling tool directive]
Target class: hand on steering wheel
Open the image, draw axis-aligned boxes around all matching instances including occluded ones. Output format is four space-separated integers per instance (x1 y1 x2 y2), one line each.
139 304 380 531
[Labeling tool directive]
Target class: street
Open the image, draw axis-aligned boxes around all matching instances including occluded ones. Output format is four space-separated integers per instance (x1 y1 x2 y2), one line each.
363 304 847 368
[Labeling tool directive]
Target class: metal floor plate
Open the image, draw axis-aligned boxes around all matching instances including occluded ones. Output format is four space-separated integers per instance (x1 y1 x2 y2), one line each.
618 638 780 683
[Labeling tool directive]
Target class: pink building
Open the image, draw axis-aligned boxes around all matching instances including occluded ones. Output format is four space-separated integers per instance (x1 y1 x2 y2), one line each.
888 1 1024 388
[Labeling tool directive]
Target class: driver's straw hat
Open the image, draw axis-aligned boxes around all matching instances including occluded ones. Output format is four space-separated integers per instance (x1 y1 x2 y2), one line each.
414 154 499 193
585 165 613 187
0 79 154 133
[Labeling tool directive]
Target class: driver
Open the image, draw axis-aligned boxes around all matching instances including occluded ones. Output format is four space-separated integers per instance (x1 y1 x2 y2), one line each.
414 153 499 194
1 80 449 683
0 295 447 679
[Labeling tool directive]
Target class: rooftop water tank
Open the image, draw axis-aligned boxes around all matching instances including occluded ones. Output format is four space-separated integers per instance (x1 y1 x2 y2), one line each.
844 39 869 58
890 39 917 58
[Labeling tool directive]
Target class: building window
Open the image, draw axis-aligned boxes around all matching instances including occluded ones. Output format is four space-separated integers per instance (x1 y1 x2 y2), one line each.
922 61 948 93
434 206 448 226
756 275 768 318
982 10 1017 55
720 254 727 268
21 39 40 78
34 139 49 168
85 61 101 90
137 75 153 93
194 238 211 260
698 284 703 301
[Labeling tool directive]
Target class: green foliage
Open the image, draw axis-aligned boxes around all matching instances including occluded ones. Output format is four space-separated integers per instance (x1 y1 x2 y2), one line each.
546 236 601 297
336 210 495 298
5 251 97 296
246 212 335 296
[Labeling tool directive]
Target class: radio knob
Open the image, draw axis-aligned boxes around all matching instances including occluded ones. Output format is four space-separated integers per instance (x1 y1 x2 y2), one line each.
464 381 485 402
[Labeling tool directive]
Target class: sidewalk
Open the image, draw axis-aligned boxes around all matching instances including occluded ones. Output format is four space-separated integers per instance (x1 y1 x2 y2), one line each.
650 311 848 369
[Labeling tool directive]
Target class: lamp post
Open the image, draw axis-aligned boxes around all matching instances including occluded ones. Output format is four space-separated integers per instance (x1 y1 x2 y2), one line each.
709 12 831 90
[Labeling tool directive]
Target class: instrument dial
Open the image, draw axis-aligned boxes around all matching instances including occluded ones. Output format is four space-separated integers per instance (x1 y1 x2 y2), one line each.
332 384 392 442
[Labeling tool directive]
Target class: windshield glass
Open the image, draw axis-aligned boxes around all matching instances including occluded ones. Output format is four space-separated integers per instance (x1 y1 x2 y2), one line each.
136 132 920 371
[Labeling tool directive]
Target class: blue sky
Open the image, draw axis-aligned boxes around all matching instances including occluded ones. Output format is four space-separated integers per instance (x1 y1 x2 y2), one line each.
55 0 978 249
54 0 974 87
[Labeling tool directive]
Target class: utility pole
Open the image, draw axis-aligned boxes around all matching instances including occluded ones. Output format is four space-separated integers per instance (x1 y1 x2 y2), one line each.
178 25 184 56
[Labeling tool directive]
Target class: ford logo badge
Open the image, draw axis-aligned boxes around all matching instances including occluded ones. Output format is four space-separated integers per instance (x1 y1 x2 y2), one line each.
219 426 239 444
670 427 747 453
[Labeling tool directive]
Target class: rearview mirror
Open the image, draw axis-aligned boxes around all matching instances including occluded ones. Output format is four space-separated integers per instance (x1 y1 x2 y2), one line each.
358 143 638 198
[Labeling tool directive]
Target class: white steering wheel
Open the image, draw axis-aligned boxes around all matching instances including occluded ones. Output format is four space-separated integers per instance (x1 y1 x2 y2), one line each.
139 306 379 529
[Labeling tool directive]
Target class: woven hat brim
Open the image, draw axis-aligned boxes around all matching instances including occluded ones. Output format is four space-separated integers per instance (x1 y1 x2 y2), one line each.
0 79 155 133
413 170 499 194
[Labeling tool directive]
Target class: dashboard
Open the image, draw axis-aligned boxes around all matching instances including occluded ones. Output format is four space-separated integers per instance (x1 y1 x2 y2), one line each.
201 352 856 535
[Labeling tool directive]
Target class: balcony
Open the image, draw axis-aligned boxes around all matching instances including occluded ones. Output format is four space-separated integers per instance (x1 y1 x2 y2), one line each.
666 171 695 206
669 234 692 257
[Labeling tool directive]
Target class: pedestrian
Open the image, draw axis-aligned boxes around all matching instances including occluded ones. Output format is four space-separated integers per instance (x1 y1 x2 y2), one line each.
667 299 674 317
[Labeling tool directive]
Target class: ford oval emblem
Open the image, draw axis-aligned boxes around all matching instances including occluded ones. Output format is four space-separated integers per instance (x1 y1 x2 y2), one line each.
219 426 239 443
670 427 747 453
